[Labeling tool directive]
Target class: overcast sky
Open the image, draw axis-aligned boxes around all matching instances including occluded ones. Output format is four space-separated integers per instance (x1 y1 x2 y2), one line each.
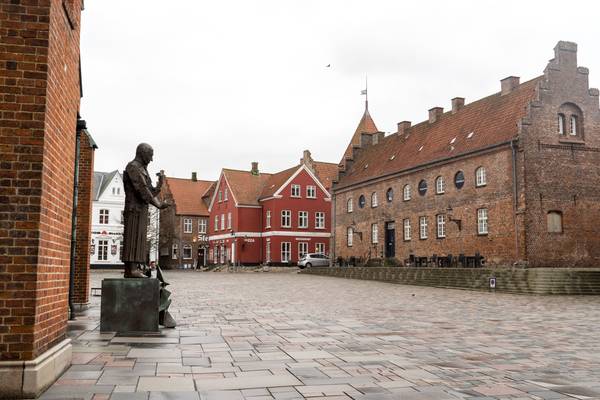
80 0 600 181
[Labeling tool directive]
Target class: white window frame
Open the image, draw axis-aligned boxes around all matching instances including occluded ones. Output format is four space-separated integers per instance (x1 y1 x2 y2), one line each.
298 242 308 259
172 243 178 260
306 185 316 198
218 190 222 202
371 192 378 207
99 209 109 224
347 227 353 247
476 167 487 187
347 198 353 213
220 213 225 230
477 208 488 235
435 176 445 194
97 239 109 261
570 115 578 136
403 185 411 201
199 219 207 234
437 214 446 238
371 223 378 244
281 242 291 263
281 210 291 228
403 219 411 241
291 184 301 198
183 218 192 233
298 211 308 228
419 216 428 239
558 114 565 135
315 212 325 229
224 187 228 201
183 244 192 259
227 212 232 229
315 242 325 254
214 215 219 231
266 210 271 228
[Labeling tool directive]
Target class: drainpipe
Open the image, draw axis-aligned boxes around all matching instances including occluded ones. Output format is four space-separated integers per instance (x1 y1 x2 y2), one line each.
330 193 335 267
511 139 520 262
69 117 85 320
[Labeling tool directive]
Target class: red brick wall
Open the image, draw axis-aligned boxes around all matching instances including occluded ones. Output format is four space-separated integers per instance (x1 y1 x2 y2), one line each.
73 132 94 304
0 0 82 361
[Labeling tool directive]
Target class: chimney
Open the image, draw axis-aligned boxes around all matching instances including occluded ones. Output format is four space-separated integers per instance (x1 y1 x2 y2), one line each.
191 172 197 181
554 41 577 70
397 121 411 135
451 97 465 114
251 162 259 175
428 107 443 124
500 76 520 96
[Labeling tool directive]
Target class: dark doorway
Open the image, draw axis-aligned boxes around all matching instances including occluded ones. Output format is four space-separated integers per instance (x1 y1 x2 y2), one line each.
197 248 205 268
385 221 395 258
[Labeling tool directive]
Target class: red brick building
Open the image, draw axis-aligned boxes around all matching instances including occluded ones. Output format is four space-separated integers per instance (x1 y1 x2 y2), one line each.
334 41 600 268
0 0 86 397
208 151 337 265
159 174 215 269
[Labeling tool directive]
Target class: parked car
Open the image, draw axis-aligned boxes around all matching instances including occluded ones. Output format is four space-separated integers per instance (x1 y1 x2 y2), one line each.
298 253 330 269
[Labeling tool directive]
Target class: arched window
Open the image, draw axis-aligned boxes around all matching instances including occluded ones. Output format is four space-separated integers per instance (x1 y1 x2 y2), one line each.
558 114 565 135
418 180 427 196
403 184 411 201
386 188 394 202
547 211 563 233
435 176 445 194
570 115 578 136
371 192 378 207
347 198 353 213
475 167 486 187
454 171 465 189
358 195 366 208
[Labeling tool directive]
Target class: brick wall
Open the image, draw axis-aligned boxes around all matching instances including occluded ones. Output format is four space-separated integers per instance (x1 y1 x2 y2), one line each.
0 0 82 361
73 131 95 305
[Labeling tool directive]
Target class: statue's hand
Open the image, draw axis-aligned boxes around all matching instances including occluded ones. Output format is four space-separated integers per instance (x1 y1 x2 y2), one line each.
159 199 172 209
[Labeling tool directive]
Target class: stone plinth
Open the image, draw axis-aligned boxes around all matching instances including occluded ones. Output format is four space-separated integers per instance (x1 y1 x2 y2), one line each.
100 278 160 332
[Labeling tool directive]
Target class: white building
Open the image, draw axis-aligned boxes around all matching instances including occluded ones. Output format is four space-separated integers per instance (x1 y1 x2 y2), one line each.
91 170 160 268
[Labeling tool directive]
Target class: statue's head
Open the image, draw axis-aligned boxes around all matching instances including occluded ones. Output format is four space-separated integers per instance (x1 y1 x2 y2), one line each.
136 143 154 165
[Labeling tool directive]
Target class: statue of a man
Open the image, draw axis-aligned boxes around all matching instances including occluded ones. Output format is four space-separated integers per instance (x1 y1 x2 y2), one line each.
122 143 170 278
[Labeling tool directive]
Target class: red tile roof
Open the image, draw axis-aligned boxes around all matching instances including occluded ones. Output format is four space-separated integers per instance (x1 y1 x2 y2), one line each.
312 161 339 192
223 169 273 206
340 105 379 166
165 177 215 216
336 76 542 189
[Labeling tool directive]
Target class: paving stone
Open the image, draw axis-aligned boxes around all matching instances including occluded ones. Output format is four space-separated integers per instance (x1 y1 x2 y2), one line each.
148 392 201 400
195 374 302 390
137 377 195 391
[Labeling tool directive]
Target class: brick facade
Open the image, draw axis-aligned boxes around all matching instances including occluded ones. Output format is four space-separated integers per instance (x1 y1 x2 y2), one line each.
0 0 83 361
333 42 600 268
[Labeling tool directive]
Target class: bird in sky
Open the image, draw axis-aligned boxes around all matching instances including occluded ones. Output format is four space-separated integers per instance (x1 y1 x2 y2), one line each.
325 64 331 68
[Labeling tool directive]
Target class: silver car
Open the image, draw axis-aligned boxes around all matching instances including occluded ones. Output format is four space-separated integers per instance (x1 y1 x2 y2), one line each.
298 253 330 269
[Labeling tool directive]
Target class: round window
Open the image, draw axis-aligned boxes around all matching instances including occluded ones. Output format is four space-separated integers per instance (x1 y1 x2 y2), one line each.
358 195 366 208
454 171 465 189
386 188 394 202
418 180 427 196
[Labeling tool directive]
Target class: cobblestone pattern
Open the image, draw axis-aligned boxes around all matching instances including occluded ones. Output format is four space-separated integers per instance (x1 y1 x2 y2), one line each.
40 270 600 400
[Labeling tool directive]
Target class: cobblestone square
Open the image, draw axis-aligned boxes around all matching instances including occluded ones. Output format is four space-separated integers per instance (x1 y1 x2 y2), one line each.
41 271 600 400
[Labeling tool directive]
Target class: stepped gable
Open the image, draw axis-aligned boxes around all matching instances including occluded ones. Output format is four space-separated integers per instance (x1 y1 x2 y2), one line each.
340 107 379 166
165 177 214 215
223 168 272 206
336 76 542 189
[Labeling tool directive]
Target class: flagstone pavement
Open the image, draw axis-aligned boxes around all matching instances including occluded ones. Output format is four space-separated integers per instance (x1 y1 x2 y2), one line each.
40 270 600 400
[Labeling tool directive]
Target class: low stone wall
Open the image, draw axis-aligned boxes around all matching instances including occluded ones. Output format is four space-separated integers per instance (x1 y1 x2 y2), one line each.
301 267 600 295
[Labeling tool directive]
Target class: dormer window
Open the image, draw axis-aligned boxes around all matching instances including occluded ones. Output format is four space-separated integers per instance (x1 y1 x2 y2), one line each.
558 114 565 135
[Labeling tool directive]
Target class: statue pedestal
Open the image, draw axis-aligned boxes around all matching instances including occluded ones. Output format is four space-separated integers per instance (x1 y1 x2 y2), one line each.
100 278 160 333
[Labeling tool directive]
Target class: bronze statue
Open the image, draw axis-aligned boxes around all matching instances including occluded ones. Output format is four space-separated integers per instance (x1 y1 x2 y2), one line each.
122 143 170 278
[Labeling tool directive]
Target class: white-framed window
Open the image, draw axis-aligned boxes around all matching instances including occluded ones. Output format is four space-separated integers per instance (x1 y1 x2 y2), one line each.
218 190 222 202
298 211 308 228
347 198 353 213
547 211 563 233
475 167 487 187
183 218 192 233
183 244 192 259
315 242 325 254
347 227 353 247
477 208 488 235
558 113 565 135
227 212 232 229
199 219 207 234
403 184 411 201
281 210 291 228
403 219 411 241
281 242 291 262
436 214 446 238
220 213 225 230
371 192 378 207
265 239 271 263
99 209 109 224
97 239 109 261
570 115 578 136
172 243 178 260
219 245 225 264
419 216 428 239
214 215 219 231
315 212 325 229
291 184 301 197
298 242 308 259
224 187 228 201
435 176 445 194
371 223 378 244
306 185 316 198
266 210 271 228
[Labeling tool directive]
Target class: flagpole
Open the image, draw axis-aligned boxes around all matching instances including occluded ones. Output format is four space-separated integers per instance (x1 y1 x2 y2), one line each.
365 74 368 110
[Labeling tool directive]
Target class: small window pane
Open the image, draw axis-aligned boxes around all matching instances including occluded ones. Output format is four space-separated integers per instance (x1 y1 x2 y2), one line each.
403 185 411 201
558 114 565 135
358 195 366 208
371 192 378 207
454 171 465 189
418 180 427 196
386 188 393 202
547 211 563 233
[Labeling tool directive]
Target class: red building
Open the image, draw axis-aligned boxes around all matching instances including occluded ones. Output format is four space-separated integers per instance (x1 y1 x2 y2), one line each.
208 151 337 265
